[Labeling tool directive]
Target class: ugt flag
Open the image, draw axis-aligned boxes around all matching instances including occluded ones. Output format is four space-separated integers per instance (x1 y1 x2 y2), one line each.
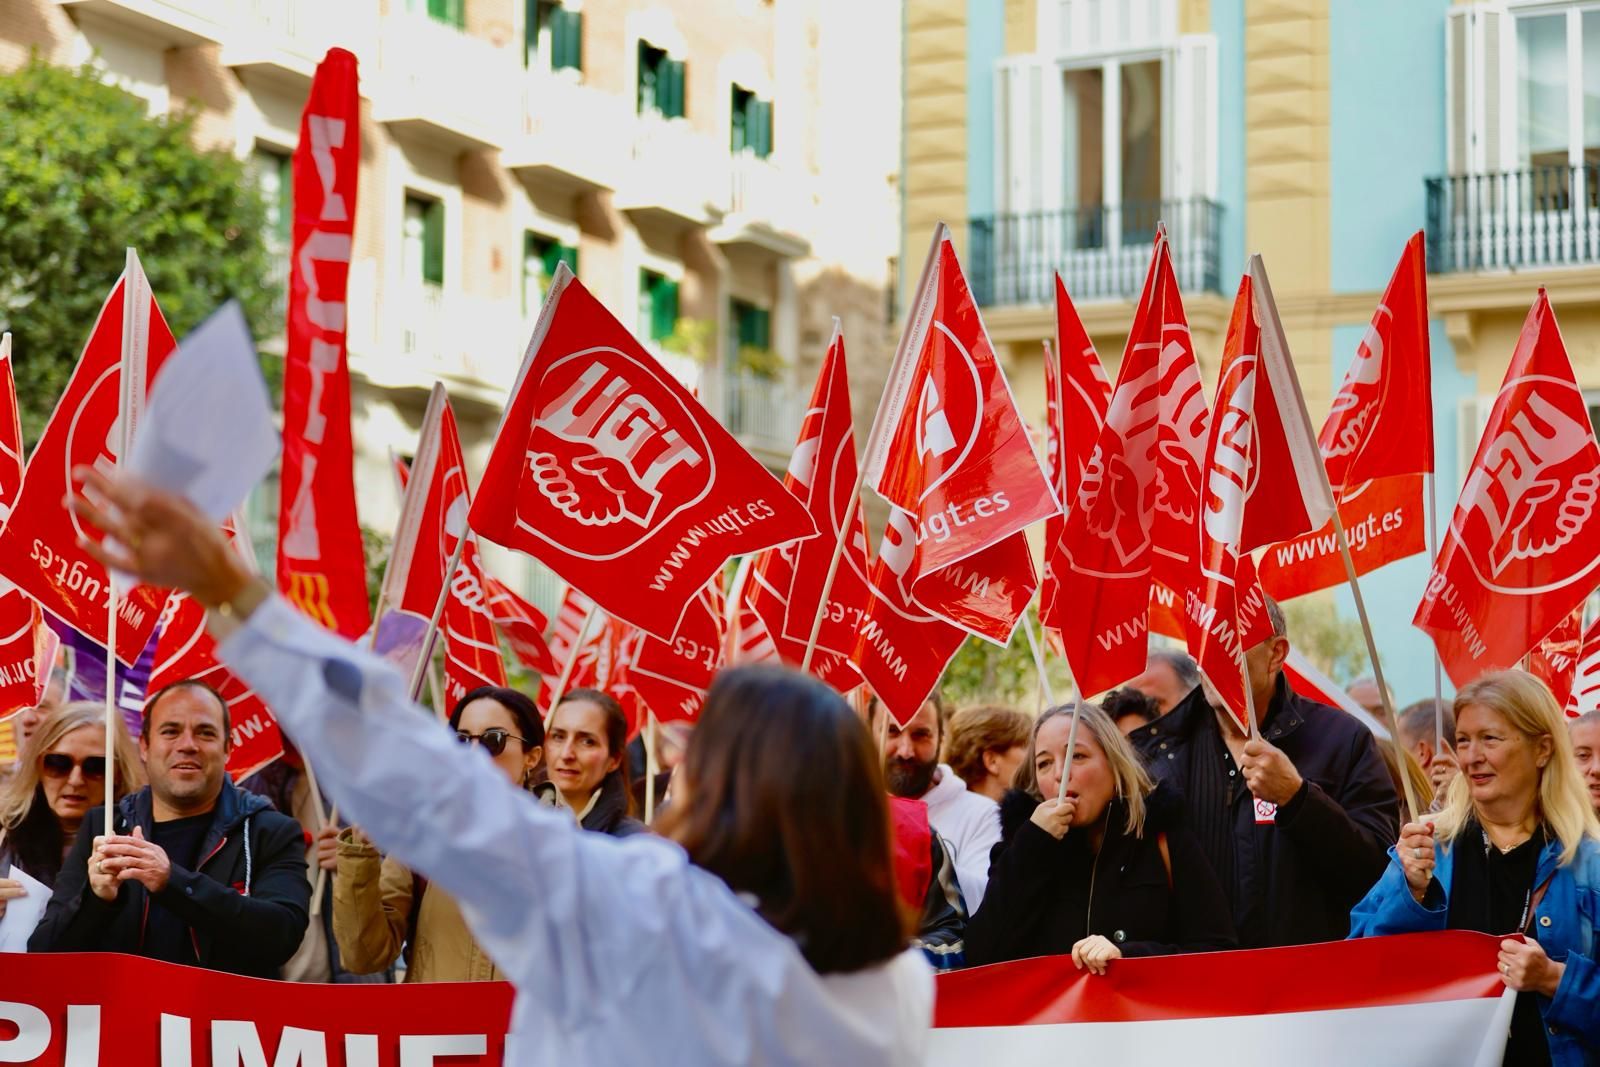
0 253 175 664
277 47 369 638
1415 290 1600 686
860 224 1057 645
469 264 816 640
0 334 54 719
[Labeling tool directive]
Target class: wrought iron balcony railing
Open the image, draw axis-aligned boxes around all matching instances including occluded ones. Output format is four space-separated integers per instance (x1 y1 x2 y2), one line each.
1425 163 1600 273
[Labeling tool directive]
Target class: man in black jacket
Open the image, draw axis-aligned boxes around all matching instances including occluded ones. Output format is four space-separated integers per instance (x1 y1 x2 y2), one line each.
30 680 309 977
1131 598 1399 948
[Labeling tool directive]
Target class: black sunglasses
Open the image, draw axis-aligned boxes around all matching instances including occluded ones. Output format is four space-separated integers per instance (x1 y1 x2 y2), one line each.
41 754 107 781
455 728 531 758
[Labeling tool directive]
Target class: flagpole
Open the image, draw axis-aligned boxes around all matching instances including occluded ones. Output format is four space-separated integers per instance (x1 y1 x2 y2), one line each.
1328 506 1420 823
1055 699 1084 806
427 657 446 720
1020 609 1055 711
1425 470 1447 769
309 587 389 917
643 711 658 824
105 246 142 835
544 603 599 727
407 534 468 702
799 462 867 673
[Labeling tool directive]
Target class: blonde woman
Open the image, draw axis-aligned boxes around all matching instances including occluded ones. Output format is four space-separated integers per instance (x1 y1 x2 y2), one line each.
1350 671 1600 1066
0 703 144 912
965 703 1236 969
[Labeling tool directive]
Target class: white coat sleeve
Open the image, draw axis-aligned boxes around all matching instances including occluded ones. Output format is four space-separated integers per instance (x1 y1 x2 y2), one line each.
215 595 784 1026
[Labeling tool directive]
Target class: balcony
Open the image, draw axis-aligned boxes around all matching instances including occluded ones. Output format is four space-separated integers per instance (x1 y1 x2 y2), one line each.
373 13 518 153
617 114 727 228
724 367 800 463
967 198 1224 306
710 154 812 259
1425 164 1600 274
56 0 221 46
222 0 379 89
505 72 631 195
352 281 525 405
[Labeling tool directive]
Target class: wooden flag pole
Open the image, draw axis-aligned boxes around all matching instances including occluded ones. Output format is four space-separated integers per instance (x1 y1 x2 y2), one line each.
104 596 118 834
1425 471 1448 769
1020 610 1056 711
309 587 389 917
800 461 868 673
1329 506 1420 823
1055 699 1084 805
544 603 599 728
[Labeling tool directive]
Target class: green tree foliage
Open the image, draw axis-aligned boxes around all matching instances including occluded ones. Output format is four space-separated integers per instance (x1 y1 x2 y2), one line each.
939 608 1071 712
1282 593 1370 685
0 58 279 442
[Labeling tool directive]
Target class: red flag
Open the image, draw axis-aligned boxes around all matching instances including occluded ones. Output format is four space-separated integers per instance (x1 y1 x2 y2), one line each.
484 574 555 676
778 325 873 660
380 386 505 705
468 266 817 640
727 561 781 666
277 48 368 638
0 335 54 719
1321 232 1433 494
851 508 968 724
0 257 176 663
746 543 863 692
1528 605 1585 710
1257 474 1426 600
1261 235 1434 600
1567 617 1600 717
1414 291 1600 685
1049 233 1205 695
1189 262 1336 726
860 226 1057 643
1041 277 1113 628
626 580 725 724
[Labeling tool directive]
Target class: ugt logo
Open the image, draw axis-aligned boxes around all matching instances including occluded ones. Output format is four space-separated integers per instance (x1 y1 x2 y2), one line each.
521 351 710 559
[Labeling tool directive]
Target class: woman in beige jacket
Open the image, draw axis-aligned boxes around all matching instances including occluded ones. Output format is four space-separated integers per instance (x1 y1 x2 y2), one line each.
333 686 543 982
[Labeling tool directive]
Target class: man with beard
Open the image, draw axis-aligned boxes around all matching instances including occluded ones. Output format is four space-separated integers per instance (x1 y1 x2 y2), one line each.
874 693 1001 910
31 681 310 976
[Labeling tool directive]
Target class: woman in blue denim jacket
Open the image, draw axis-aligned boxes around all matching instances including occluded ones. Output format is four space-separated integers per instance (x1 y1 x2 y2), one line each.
1350 671 1600 1066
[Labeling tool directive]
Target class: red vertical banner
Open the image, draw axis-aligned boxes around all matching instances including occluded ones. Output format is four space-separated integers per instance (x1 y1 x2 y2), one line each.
277 48 369 638
0 334 54 719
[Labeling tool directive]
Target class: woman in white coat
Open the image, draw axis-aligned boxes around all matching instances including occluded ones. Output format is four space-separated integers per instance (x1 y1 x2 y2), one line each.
70 468 932 1066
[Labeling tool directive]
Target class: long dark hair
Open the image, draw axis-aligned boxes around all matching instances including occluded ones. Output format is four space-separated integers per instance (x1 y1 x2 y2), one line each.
448 686 544 748
658 666 910 975
554 688 633 815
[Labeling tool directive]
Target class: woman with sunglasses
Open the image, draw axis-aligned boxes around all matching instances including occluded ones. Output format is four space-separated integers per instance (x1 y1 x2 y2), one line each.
538 689 645 837
0 702 144 917
332 686 542 983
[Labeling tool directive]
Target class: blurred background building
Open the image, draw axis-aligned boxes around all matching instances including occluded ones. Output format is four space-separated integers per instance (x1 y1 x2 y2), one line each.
902 0 1600 701
1 0 903 610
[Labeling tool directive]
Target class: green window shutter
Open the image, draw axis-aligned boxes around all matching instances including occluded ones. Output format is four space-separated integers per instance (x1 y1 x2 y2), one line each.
754 306 771 348
648 275 679 341
552 8 582 72
428 0 464 29
667 59 686 118
756 99 774 159
731 86 750 152
422 200 445 286
273 152 292 245
524 0 539 67
557 243 578 275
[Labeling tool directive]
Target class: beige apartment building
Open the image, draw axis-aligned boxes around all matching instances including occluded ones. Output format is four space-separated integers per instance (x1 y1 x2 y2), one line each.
1 0 901 607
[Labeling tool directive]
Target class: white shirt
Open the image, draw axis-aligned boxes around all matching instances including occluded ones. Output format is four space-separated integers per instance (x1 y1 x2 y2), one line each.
218 596 932 1066
920 765 1002 911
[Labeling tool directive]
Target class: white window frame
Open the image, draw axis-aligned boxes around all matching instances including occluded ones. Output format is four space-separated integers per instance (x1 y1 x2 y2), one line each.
1503 1 1600 170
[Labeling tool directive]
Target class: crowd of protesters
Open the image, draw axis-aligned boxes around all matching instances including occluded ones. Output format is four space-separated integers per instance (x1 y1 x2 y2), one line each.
0 469 1597 1063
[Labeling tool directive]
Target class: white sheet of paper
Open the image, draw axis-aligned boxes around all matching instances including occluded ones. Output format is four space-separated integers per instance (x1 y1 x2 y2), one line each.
0 863 50 952
128 300 279 521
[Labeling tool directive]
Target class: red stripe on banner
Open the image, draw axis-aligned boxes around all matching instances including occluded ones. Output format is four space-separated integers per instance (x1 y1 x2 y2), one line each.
934 932 1507 1027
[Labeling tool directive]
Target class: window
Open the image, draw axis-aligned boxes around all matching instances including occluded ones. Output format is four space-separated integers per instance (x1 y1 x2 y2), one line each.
404 194 445 287
1514 7 1600 172
426 0 466 30
730 84 774 158
526 0 582 72
251 147 292 248
638 42 686 118
729 299 771 370
639 270 679 342
1063 57 1162 243
523 232 577 316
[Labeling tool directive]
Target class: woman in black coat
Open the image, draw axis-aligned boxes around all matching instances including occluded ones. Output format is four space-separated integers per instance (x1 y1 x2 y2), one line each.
965 702 1236 970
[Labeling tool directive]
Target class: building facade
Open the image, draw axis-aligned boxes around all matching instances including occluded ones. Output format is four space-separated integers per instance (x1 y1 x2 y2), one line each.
2 0 901 609
904 0 1600 702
